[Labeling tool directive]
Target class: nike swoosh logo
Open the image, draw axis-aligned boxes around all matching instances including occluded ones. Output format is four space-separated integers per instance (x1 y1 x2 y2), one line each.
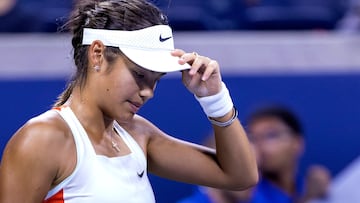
159 35 172 42
137 170 145 178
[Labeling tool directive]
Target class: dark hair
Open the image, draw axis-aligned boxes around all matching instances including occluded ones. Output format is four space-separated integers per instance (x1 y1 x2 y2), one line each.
246 105 303 136
54 0 168 107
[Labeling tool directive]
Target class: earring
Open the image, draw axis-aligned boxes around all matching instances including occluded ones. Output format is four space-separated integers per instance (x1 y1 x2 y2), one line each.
94 65 100 72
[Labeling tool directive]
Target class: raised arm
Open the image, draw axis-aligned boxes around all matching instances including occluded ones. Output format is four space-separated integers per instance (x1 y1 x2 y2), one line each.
147 50 258 190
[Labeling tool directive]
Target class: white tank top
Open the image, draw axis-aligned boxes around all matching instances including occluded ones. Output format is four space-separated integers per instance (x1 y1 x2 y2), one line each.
43 106 155 203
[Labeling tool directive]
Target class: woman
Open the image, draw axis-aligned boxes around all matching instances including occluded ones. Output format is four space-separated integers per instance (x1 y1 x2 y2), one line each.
0 0 258 202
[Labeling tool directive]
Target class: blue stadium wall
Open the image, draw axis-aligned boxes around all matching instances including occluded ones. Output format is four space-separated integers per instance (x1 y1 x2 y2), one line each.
1 74 359 202
1 33 360 202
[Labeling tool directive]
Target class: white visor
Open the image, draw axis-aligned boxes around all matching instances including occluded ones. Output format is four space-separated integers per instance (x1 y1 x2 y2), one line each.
82 25 191 73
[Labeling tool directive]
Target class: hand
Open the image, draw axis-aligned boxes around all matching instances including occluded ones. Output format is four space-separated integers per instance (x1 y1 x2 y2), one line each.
172 49 222 97
301 165 331 202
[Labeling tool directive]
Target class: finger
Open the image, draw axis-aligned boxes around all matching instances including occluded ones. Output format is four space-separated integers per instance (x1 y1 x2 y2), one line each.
186 71 203 89
182 69 202 88
178 52 199 66
172 49 189 66
189 54 212 75
201 60 219 81
171 49 186 57
189 56 205 75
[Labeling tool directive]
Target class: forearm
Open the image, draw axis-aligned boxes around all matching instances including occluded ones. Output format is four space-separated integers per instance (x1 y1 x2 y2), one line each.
173 49 258 189
195 81 258 189
212 109 258 190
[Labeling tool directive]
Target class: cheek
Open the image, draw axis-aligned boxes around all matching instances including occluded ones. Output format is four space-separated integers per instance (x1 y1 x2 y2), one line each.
257 142 291 164
107 75 137 96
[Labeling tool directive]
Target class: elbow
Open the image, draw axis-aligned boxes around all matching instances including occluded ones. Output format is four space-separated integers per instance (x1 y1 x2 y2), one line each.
242 169 259 189
227 169 259 191
243 159 260 188
247 170 259 188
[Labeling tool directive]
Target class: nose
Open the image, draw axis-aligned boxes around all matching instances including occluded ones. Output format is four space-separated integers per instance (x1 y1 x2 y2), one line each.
139 85 155 100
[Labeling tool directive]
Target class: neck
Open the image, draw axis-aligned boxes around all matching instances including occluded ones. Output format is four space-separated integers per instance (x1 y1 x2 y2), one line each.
263 165 298 196
67 85 114 139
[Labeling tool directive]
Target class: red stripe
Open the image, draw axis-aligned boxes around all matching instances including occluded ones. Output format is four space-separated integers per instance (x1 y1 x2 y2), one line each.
52 105 70 111
43 189 64 203
52 107 62 111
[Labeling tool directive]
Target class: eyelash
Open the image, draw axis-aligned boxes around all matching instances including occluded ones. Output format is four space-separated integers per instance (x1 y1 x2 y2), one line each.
133 71 145 79
132 70 162 85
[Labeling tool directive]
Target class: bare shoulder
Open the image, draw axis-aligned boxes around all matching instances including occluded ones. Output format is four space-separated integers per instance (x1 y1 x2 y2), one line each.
0 110 75 202
2 110 73 171
10 110 71 149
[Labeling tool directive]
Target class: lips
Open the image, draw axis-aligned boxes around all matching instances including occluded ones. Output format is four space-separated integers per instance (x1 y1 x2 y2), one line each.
129 101 142 113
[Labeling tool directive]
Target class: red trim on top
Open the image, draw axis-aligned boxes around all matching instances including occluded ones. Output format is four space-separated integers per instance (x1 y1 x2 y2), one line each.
52 107 62 111
43 189 64 203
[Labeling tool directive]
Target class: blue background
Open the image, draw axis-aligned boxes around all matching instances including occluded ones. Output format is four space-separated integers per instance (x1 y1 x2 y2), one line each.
1 74 359 202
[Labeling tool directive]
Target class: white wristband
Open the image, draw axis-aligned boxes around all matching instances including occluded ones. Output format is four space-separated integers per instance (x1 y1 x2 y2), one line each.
195 82 234 118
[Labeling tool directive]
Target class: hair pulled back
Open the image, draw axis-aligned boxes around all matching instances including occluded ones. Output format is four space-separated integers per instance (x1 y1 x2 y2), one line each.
54 0 168 107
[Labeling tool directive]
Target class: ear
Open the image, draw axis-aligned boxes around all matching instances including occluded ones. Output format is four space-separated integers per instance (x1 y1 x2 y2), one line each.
88 40 105 68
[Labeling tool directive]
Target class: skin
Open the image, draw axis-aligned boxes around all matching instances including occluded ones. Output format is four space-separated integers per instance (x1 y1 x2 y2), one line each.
248 117 304 195
0 41 258 203
190 134 255 203
299 165 331 203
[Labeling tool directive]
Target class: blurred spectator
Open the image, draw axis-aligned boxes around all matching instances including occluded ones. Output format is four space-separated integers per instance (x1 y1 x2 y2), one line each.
177 105 331 203
337 0 360 33
246 105 331 203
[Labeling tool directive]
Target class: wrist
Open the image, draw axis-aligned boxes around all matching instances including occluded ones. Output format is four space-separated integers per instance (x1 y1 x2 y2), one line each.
195 82 233 118
208 107 238 127
195 82 238 127
209 108 234 121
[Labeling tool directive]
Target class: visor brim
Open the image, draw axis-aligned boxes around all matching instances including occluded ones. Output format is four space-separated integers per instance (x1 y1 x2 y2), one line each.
120 47 191 73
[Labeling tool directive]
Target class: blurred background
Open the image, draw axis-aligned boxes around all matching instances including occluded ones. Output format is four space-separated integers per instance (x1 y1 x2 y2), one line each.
1 0 360 202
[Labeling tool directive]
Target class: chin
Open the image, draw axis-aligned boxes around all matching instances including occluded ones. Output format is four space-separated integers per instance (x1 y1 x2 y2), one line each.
116 113 135 124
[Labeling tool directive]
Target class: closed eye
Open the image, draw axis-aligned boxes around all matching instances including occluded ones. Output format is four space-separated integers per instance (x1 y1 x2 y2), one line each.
133 70 145 79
